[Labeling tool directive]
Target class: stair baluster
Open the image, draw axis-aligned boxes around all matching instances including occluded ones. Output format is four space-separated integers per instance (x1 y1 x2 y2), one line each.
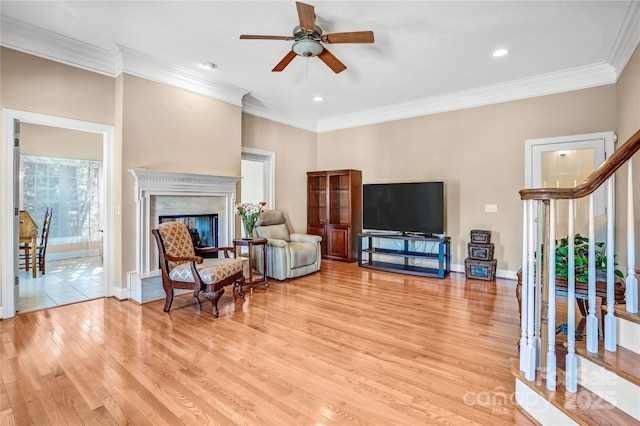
627 159 638 314
566 199 578 392
587 195 599 353
546 200 557 390
605 178 617 351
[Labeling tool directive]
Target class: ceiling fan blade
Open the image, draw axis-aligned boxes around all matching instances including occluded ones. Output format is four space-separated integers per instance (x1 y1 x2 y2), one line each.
296 2 315 31
322 31 375 44
272 50 298 72
318 48 347 74
240 35 293 41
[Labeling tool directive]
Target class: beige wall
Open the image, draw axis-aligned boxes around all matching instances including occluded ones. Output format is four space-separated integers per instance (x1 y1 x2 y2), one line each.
241 114 317 233
0 47 117 309
1 48 116 123
317 85 618 273
21 123 103 160
616 43 640 275
121 74 243 279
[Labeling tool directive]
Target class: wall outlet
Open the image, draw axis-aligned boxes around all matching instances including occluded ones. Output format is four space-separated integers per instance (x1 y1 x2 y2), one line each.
485 204 498 213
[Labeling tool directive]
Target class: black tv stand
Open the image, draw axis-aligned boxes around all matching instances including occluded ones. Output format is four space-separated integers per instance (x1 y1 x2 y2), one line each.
358 232 451 278
403 232 438 238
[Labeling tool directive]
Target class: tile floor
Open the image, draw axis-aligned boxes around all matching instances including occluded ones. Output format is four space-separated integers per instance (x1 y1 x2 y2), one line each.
18 256 104 313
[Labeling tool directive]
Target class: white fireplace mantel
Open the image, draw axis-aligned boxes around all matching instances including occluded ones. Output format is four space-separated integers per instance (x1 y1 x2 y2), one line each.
129 168 241 275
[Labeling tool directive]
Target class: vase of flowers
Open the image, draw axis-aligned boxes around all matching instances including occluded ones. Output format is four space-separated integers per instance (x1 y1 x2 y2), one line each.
235 201 266 238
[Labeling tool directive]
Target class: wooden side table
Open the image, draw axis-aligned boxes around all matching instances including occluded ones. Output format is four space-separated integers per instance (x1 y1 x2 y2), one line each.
233 238 268 291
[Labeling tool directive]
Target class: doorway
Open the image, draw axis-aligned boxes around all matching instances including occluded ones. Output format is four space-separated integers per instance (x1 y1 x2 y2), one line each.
525 131 615 239
2 109 116 319
18 123 105 311
241 147 275 208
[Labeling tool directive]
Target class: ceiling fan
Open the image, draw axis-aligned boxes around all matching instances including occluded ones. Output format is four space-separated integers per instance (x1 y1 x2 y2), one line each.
240 1 374 74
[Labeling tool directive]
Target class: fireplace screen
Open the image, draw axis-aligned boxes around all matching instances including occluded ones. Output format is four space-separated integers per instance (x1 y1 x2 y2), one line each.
158 214 218 248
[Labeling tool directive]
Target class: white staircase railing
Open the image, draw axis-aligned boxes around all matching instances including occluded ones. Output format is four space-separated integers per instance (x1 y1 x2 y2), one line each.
518 129 640 391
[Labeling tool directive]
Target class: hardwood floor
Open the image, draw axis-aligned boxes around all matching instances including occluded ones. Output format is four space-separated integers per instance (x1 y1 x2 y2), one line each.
1 260 534 425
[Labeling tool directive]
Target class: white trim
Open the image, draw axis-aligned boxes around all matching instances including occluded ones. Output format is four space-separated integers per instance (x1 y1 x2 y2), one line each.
450 263 517 281
118 46 249 107
524 131 616 189
242 96 318 133
515 379 579 426
0 16 249 107
617 315 640 354
577 355 640 420
112 286 130 301
128 168 241 275
607 1 640 77
1 108 117 318
241 147 276 210
317 63 617 133
0 15 118 76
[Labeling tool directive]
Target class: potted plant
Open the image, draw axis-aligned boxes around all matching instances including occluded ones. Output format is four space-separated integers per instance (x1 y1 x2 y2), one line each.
555 233 624 283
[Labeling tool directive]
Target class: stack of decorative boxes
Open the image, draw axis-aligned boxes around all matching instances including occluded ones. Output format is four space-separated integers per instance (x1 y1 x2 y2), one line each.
464 229 497 281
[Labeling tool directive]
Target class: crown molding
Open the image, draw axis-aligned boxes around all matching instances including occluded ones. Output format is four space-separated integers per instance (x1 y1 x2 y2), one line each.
242 96 318 133
117 46 249 106
607 0 640 77
0 16 249 106
0 15 118 76
316 63 617 133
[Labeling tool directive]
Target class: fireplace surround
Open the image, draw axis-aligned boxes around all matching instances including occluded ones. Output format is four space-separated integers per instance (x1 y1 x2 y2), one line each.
128 168 241 303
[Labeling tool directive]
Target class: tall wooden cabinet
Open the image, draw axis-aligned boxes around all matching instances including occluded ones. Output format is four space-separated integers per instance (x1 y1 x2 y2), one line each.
307 169 362 262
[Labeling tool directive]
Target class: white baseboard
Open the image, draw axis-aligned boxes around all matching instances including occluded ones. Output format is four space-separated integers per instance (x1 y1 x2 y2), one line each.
48 249 100 261
112 286 130 300
450 263 518 281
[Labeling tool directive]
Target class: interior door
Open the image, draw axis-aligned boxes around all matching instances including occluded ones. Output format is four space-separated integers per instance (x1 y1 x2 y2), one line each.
13 119 21 310
526 132 615 240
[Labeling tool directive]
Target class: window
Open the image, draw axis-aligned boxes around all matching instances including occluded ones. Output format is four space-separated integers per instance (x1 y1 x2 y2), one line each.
21 155 103 242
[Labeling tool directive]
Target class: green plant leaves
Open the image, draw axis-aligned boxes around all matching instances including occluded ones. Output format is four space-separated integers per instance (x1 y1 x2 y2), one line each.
553 233 624 282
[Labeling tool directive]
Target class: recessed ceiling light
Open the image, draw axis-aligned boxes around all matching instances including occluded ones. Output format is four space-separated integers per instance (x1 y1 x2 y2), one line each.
201 62 217 70
492 49 509 57
313 96 323 102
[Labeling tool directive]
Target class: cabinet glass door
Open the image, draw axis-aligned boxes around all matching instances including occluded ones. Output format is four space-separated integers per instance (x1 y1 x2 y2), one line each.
308 175 327 225
329 174 350 225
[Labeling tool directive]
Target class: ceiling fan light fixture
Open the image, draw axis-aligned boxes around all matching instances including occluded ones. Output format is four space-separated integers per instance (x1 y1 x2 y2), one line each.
292 39 323 57
492 48 509 57
201 62 217 70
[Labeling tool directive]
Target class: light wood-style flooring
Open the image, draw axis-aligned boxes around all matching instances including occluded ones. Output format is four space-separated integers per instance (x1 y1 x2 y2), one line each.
1 260 534 425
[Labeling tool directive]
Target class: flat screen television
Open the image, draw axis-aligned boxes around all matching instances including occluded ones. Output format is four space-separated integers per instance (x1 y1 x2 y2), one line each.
363 182 444 235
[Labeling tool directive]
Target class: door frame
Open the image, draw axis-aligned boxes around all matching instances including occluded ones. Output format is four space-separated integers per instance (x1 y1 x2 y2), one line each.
524 131 615 189
2 108 116 319
241 147 276 209
523 131 616 248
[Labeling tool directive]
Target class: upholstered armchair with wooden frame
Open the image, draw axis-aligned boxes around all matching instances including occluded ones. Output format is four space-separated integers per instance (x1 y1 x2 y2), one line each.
152 221 245 318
